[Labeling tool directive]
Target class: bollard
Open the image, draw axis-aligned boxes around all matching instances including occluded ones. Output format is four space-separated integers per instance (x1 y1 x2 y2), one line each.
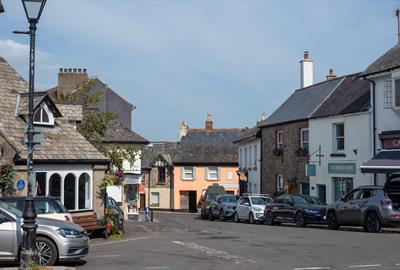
150 208 154 222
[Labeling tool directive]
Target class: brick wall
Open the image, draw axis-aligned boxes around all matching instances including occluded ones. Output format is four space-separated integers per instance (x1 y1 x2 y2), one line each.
261 120 309 195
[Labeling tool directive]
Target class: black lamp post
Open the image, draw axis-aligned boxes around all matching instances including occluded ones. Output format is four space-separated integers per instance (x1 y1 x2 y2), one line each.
0 0 5 13
15 0 46 268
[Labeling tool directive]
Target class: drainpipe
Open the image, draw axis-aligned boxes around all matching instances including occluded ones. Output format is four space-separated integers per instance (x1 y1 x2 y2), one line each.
169 166 174 211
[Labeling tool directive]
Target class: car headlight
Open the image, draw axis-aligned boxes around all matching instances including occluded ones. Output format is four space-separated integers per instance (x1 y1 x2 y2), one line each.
57 228 85 238
304 209 319 214
253 207 263 212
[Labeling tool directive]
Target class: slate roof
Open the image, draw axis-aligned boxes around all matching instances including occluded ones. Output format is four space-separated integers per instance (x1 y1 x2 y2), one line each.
141 142 178 169
17 92 62 117
258 77 344 127
104 121 149 144
232 128 259 144
174 129 248 164
0 57 107 163
310 73 370 119
361 44 400 77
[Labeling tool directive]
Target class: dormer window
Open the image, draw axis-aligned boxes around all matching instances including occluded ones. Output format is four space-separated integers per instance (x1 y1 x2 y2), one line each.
33 103 54 126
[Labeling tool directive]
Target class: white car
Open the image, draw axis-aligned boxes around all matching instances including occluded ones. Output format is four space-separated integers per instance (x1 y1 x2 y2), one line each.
234 195 272 224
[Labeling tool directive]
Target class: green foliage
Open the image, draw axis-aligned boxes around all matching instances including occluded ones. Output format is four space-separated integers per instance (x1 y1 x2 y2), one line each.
98 208 123 236
0 164 16 197
295 147 309 157
52 79 102 105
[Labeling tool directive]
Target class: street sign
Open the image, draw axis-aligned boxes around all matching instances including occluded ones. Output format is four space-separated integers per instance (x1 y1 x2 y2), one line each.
16 179 26 192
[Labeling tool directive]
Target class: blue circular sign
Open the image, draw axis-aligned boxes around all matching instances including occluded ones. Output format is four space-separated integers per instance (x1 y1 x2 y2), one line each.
16 179 25 192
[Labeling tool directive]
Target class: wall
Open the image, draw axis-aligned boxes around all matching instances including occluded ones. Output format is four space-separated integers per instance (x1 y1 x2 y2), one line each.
173 165 239 210
237 139 261 193
143 166 172 210
106 89 133 130
309 112 374 203
260 121 309 195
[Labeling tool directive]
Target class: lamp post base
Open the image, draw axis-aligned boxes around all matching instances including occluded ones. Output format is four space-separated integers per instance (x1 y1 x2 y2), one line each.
19 249 38 270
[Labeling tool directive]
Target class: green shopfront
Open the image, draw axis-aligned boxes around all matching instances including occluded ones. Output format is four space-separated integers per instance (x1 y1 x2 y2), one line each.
329 163 356 201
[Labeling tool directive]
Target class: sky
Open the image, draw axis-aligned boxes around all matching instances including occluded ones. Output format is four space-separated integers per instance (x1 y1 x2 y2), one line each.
0 0 398 142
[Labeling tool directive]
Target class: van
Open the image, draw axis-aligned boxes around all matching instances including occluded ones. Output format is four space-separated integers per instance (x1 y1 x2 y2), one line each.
199 184 226 219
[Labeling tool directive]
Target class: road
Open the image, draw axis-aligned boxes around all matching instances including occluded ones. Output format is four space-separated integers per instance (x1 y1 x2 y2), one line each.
75 212 400 270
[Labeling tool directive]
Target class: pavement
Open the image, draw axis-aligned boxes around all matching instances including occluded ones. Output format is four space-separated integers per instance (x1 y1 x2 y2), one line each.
61 211 400 270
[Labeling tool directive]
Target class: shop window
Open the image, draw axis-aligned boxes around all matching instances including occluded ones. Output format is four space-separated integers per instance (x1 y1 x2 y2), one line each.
333 177 353 201
64 173 76 210
158 167 166 184
78 173 90 210
35 172 46 196
49 173 61 199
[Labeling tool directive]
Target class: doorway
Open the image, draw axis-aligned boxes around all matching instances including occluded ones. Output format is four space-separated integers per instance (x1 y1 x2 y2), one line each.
317 184 326 204
188 191 197 212
140 194 145 210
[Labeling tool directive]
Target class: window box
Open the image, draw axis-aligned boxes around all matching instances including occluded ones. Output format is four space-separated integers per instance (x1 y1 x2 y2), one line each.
273 147 283 157
295 147 309 157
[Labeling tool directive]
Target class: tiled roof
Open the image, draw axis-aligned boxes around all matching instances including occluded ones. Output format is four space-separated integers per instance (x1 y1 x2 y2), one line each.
258 77 344 127
104 121 149 144
310 73 370 119
361 44 400 77
0 57 107 163
174 129 248 164
141 142 179 169
17 92 62 117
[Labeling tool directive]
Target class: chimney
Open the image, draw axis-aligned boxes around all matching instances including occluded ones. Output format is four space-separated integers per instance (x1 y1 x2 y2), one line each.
205 113 213 130
57 68 88 94
326 69 337 80
300 51 313 88
179 121 189 139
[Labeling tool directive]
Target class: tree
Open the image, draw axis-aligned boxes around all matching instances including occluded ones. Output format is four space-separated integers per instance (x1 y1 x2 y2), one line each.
0 164 16 197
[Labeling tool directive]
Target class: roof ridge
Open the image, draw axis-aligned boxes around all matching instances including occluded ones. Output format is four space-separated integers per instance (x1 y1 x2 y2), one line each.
295 75 346 92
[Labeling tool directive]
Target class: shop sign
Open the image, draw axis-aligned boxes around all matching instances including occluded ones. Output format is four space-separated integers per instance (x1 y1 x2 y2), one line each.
382 138 400 150
328 163 356 174
305 164 316 177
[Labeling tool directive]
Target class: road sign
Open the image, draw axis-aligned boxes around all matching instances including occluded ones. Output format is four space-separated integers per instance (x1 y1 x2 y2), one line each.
16 179 26 192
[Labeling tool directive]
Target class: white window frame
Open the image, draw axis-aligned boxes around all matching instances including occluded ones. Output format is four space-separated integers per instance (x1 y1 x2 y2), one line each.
393 78 400 109
244 147 248 168
277 131 283 149
333 123 345 153
207 167 219 180
253 145 257 168
182 167 194 180
384 79 393 109
33 103 54 126
276 175 284 192
300 128 309 150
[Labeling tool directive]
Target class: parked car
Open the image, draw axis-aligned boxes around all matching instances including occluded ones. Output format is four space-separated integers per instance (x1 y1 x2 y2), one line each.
0 196 73 223
301 195 326 206
0 201 88 266
200 184 226 219
327 183 400 233
264 194 326 227
235 194 272 224
106 196 124 231
209 194 238 221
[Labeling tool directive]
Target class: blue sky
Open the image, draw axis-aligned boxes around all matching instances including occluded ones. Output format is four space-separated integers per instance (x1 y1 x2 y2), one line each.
0 0 397 141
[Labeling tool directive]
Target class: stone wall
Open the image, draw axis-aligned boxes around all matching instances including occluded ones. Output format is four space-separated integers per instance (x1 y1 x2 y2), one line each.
261 120 309 195
92 164 107 217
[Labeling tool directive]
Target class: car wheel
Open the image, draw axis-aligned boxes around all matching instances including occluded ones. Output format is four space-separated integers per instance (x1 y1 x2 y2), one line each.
219 209 226 222
208 209 214 221
249 213 255 224
364 212 381 233
36 236 58 266
265 211 274 226
327 211 340 230
295 212 307 227
234 212 240 223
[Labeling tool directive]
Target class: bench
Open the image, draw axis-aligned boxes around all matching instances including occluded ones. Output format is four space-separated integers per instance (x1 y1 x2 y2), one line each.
73 213 108 238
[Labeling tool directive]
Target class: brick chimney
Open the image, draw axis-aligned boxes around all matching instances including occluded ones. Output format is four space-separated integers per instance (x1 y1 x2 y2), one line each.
205 113 213 130
326 69 337 80
57 68 88 94
179 120 189 139
300 51 313 88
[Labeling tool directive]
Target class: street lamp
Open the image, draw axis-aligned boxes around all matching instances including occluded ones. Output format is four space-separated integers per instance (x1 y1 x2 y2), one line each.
16 0 46 268
0 0 4 13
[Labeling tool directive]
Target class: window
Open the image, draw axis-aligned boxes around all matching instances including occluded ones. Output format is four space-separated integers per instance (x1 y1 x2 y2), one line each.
227 171 233 180
78 173 90 210
35 172 46 196
333 177 353 201
300 128 309 152
277 131 283 149
158 167 166 184
244 148 248 167
300 183 310 195
395 79 400 108
333 123 344 152
49 173 61 198
239 149 243 167
384 80 393 109
64 173 76 210
151 192 160 206
207 167 219 180
249 147 252 168
182 167 194 180
33 104 53 126
254 145 257 167
276 175 284 192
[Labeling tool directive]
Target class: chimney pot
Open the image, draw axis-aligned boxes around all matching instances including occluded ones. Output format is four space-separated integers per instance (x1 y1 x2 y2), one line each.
68 68 72 72
326 68 337 80
59 68 63 73
205 113 213 130
179 120 189 139
304 51 309 60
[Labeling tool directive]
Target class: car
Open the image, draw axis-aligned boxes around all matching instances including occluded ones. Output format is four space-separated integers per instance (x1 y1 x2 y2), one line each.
300 195 326 206
209 194 238 221
234 194 272 224
0 201 89 266
106 196 124 231
327 182 400 233
200 184 226 220
1 196 73 223
264 194 326 227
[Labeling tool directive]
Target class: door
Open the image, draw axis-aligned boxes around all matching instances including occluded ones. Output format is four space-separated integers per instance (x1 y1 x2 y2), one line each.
317 185 326 204
189 191 197 212
0 211 16 259
140 194 145 210
351 189 374 224
237 197 250 219
180 192 189 211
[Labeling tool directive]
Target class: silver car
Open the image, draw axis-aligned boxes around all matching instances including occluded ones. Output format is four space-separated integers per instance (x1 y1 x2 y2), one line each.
234 195 273 224
0 201 89 265
327 185 400 233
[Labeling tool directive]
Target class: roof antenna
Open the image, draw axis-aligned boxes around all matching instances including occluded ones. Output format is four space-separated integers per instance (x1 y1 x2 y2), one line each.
396 8 400 44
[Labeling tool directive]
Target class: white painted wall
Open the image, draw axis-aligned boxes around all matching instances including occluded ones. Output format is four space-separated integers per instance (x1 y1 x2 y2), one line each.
237 139 261 193
122 150 141 174
309 112 374 203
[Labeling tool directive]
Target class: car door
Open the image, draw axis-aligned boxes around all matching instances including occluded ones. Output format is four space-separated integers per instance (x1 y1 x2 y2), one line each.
351 189 374 224
237 197 245 219
337 189 360 224
282 196 296 221
0 210 16 259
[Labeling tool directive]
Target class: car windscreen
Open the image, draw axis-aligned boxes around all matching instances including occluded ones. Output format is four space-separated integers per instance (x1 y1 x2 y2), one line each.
0 201 22 217
302 196 323 205
292 196 308 205
250 197 269 205
221 196 237 203
206 193 219 202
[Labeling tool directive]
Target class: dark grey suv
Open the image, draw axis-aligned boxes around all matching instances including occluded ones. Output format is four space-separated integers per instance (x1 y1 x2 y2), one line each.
326 185 400 233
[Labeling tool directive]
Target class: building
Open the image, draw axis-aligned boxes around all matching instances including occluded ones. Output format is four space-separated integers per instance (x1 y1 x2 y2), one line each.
258 52 346 196
0 57 108 217
308 73 373 203
172 114 247 211
233 128 261 194
141 142 178 210
360 43 400 182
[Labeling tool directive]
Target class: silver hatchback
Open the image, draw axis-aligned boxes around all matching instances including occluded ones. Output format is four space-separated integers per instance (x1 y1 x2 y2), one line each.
0 201 89 266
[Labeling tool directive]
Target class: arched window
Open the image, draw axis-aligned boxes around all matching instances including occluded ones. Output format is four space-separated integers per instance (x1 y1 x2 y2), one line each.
33 104 54 126
49 174 61 199
64 173 76 210
78 173 91 210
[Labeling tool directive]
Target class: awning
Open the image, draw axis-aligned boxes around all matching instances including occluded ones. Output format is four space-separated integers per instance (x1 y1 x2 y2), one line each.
360 150 400 174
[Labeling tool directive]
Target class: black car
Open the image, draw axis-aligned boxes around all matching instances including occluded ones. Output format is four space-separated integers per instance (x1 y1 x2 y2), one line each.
209 194 238 221
106 197 124 231
264 194 327 227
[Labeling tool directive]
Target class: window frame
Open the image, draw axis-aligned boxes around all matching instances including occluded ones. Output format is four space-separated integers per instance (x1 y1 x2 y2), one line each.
207 166 219 181
333 123 345 153
182 167 194 180
300 128 309 151
276 131 283 149
33 103 54 126
158 167 166 184
384 79 393 109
